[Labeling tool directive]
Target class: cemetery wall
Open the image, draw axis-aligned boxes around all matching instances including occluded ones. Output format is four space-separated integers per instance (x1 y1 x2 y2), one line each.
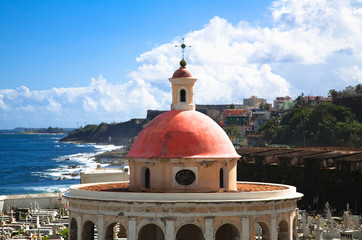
2 193 65 211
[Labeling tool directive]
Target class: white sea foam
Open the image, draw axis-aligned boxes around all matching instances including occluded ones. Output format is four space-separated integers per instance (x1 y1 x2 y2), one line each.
34 144 122 181
26 185 70 193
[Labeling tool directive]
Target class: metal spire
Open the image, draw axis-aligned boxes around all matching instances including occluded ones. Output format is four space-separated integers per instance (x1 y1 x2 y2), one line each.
175 38 191 66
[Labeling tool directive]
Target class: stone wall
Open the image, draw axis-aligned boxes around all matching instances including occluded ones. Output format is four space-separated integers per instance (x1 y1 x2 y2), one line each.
2 193 65 211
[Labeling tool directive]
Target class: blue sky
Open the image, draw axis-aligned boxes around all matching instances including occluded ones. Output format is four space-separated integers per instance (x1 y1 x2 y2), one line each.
1 0 271 90
1 0 362 129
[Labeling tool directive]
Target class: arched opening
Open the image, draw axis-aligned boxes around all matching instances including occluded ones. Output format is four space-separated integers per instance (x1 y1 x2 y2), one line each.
105 223 127 240
278 220 289 240
176 224 204 240
145 168 150 188
219 168 224 188
215 223 240 240
70 218 78 240
250 222 270 240
180 89 186 102
138 224 164 240
82 221 97 240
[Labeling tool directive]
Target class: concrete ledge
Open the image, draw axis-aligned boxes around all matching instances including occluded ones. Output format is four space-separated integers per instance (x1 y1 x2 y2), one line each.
80 167 129 184
0 196 5 212
2 193 65 211
64 181 303 202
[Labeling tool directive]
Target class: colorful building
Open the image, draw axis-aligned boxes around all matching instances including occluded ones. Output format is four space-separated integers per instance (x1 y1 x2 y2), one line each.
273 96 293 111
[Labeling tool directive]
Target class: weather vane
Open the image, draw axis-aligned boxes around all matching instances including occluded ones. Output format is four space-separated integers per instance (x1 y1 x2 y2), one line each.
175 38 191 61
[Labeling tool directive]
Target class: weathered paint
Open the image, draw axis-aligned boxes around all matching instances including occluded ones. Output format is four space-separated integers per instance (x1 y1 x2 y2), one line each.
126 110 240 159
172 66 193 78
65 184 301 240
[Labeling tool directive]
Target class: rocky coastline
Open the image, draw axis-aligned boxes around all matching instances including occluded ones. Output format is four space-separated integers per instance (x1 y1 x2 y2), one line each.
94 148 129 166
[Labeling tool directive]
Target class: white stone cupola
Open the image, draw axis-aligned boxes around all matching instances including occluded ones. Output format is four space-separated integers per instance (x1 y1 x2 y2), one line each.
168 59 197 111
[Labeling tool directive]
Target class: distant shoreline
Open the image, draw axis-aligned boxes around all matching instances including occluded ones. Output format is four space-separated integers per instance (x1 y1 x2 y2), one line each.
0 132 67 135
22 132 67 135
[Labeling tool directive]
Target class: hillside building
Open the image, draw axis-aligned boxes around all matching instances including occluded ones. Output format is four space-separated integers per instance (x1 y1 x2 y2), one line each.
303 96 332 107
273 96 293 112
251 109 271 132
243 96 267 109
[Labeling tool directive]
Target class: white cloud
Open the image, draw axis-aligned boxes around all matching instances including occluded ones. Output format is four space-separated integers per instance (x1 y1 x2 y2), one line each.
335 66 362 84
46 97 62 113
17 105 35 112
1 0 362 128
83 97 98 112
270 0 362 60
0 95 7 110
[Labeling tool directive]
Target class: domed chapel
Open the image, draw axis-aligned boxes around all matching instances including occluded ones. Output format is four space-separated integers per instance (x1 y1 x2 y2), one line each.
64 56 303 240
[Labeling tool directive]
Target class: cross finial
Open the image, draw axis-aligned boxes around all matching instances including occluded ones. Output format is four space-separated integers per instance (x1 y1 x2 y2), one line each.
175 38 191 61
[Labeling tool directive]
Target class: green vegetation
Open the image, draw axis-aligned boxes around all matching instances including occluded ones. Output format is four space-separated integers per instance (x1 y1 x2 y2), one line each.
60 119 147 146
258 103 362 147
259 102 271 110
71 124 99 139
224 126 242 139
142 119 150 128
11 127 72 134
60 228 68 240
29 127 69 133
329 83 362 100
228 104 236 109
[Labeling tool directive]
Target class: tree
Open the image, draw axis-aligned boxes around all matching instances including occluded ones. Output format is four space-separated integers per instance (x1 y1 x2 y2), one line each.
294 93 307 107
307 103 361 146
356 84 362 94
228 104 236 109
257 103 362 147
258 116 282 144
328 89 339 102
276 106 312 144
259 103 271 111
224 126 242 138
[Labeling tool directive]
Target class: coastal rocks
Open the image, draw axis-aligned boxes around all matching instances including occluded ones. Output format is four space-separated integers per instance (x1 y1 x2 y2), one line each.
94 149 128 166
67 165 78 169
56 172 79 181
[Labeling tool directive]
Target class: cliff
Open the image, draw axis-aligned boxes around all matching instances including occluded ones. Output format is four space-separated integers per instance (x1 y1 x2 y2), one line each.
59 106 228 146
60 118 147 146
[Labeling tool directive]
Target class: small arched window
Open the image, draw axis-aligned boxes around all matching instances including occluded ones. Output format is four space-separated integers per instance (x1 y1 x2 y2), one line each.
219 168 224 188
145 168 150 188
180 89 186 102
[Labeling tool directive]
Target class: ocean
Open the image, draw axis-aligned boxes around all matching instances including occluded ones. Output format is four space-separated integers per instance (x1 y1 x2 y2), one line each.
0 133 121 195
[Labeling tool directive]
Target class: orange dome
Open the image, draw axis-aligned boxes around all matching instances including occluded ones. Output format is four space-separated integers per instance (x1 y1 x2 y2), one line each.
126 110 240 159
172 67 193 78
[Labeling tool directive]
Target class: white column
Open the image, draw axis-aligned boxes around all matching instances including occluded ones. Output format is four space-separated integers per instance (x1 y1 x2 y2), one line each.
205 218 214 240
128 218 136 240
166 219 175 240
97 215 104 240
271 215 277 240
241 217 249 240
77 215 82 240
289 212 294 240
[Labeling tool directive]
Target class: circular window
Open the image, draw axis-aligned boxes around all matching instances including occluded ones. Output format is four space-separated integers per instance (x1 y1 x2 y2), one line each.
175 169 196 186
